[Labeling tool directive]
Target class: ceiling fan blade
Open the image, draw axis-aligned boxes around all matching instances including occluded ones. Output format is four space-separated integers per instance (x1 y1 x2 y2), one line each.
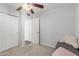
32 3 44 8
16 6 22 11
30 9 34 14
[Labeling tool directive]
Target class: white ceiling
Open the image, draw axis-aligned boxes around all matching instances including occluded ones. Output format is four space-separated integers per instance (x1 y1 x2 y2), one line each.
3 3 62 13
0 3 76 17
5 3 76 10
3 3 60 17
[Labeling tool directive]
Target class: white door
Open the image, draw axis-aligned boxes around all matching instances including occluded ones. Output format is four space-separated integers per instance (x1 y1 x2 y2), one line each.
23 9 39 44
32 17 39 44
0 13 18 52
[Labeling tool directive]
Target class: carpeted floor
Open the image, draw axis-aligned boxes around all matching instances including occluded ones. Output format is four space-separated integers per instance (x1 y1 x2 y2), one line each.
0 43 54 56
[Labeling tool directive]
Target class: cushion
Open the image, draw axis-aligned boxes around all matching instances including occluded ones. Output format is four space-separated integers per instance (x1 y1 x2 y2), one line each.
56 42 79 55
77 36 79 47
62 35 78 48
52 47 76 56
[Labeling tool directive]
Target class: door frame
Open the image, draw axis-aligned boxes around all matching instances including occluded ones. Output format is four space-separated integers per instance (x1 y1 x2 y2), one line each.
19 10 41 46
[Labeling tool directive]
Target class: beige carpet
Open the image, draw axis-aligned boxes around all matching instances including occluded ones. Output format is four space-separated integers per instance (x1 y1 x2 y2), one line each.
0 43 54 56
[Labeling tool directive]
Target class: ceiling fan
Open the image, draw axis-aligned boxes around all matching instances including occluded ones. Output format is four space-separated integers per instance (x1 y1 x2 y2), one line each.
16 3 44 16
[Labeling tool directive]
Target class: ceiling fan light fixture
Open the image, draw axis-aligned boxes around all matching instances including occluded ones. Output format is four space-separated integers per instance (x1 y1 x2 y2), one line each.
22 4 33 11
